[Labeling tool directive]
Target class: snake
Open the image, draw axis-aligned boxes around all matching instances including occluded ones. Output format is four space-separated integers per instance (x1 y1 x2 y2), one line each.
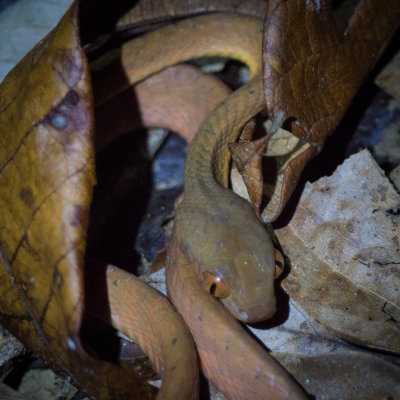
94 13 307 400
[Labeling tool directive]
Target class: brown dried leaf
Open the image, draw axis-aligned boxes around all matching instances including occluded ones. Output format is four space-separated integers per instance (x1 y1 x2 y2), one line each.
0 3 154 399
262 0 400 220
0 0 73 82
231 123 313 222
229 114 287 216
0 0 91 367
274 352 400 399
376 50 400 103
262 130 313 221
264 0 400 143
0 383 30 400
229 136 269 214
277 150 400 352
149 249 168 274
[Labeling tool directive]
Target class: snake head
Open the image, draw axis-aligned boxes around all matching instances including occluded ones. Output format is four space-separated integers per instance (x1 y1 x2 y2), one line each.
202 222 277 323
176 197 277 323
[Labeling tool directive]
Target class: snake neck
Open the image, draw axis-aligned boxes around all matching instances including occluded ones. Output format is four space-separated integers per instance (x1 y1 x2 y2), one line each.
173 74 277 324
182 75 265 209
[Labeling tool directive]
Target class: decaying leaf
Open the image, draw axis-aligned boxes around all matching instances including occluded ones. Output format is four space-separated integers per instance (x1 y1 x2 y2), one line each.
376 49 400 103
0 383 30 400
231 122 312 221
229 136 269 215
277 150 400 352
0 3 155 399
374 122 400 168
274 351 400 400
262 0 400 221
149 249 168 274
229 113 286 216
0 0 91 368
18 368 78 399
390 165 400 192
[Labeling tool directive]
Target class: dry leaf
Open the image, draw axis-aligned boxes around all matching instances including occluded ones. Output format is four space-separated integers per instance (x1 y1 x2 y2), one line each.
0 0 92 367
274 351 400 400
0 4 250 397
262 0 400 220
229 136 269 214
0 3 155 399
0 383 31 400
231 122 313 221
390 165 400 192
264 0 400 143
376 49 400 103
277 150 400 352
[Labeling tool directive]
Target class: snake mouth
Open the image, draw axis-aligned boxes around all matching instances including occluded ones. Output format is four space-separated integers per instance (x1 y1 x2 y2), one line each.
222 298 276 323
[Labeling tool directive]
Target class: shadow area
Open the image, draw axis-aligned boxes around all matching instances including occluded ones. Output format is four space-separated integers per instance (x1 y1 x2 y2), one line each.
80 15 157 381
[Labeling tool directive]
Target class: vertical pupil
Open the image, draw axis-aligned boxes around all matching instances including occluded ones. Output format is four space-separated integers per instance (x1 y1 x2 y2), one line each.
209 283 217 295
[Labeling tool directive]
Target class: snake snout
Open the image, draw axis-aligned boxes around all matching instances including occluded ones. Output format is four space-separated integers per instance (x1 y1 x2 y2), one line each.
223 298 276 323
241 303 276 323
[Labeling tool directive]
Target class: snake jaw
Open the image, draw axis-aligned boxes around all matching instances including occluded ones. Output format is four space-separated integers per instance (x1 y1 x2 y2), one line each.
222 296 277 323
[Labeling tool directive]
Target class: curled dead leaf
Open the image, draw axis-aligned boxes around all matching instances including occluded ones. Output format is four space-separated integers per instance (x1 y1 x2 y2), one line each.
262 0 400 220
231 122 313 221
376 49 400 103
229 135 269 215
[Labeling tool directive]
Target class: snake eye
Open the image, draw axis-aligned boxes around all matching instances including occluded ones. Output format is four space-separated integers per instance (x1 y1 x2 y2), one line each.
274 248 284 278
202 272 230 298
